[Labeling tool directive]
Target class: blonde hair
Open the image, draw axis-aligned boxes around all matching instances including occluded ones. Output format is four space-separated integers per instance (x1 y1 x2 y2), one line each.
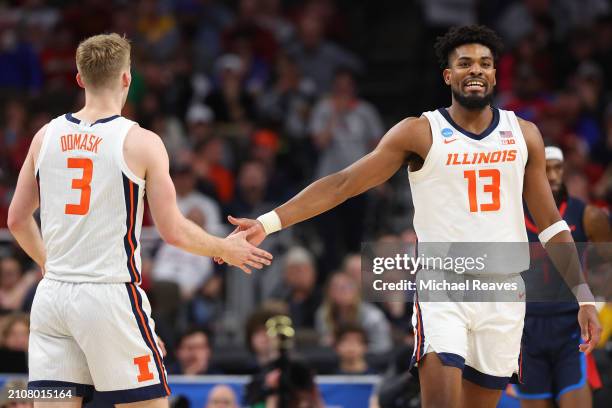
76 33 131 88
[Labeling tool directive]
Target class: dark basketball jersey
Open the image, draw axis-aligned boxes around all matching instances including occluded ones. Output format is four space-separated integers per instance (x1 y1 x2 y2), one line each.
523 196 587 316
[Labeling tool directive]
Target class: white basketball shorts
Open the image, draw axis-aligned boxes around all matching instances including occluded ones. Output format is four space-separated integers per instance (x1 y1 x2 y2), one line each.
28 278 171 404
410 273 526 389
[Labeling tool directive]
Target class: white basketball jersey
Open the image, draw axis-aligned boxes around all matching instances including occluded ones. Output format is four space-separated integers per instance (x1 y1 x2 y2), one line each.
36 113 145 283
409 107 529 245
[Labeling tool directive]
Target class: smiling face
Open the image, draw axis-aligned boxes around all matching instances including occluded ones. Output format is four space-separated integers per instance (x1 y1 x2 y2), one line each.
444 43 496 110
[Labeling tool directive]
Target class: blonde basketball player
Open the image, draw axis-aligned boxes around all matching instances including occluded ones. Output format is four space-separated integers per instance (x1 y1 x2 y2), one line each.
7 34 272 408
220 26 602 407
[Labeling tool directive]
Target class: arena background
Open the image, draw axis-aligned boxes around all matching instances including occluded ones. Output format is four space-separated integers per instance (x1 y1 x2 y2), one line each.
0 0 611 407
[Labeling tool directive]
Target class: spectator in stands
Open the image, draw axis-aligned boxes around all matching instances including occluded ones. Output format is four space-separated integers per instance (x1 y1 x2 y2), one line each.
0 257 39 312
333 323 374 375
341 253 361 284
272 246 322 329
286 10 361 93
173 160 225 237
193 137 235 204
39 26 76 89
185 272 224 329
3 101 30 177
297 0 350 43
168 327 217 375
257 52 317 141
256 0 295 46
499 62 552 123
224 28 272 96
0 378 32 407
0 23 43 93
309 68 383 272
593 103 612 168
222 0 278 65
187 0 235 73
227 160 274 218
249 129 292 202
0 312 29 352
205 54 257 124
555 86 601 150
0 313 29 373
245 359 324 408
185 104 215 147
152 205 214 300
594 14 612 92
152 161 223 300
315 272 392 353
245 306 283 371
205 385 239 408
135 0 181 61
495 0 552 47
310 68 383 178
136 92 188 158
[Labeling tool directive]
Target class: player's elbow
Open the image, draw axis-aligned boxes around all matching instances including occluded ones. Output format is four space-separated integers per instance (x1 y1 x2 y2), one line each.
158 226 181 247
7 207 25 233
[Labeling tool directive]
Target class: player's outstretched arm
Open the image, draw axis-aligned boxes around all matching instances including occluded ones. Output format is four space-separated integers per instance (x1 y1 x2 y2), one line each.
225 117 427 248
521 118 601 353
134 127 272 273
7 125 47 270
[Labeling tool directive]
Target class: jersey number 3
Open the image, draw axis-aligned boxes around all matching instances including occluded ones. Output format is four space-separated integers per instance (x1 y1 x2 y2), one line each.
464 169 500 212
65 158 93 215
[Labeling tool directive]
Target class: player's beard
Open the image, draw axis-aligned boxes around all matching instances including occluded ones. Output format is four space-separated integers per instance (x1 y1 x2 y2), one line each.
452 88 494 111
552 183 568 206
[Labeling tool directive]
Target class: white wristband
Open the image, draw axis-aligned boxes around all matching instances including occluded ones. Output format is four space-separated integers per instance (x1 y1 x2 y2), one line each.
538 220 570 244
572 283 596 307
257 211 282 235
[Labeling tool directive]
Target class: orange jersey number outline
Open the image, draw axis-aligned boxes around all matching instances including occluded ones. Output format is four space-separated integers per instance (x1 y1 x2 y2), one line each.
65 157 93 215
464 169 500 212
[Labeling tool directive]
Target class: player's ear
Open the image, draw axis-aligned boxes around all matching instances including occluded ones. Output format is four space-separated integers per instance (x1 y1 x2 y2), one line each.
443 68 451 85
492 68 497 87
122 70 131 88
76 72 85 89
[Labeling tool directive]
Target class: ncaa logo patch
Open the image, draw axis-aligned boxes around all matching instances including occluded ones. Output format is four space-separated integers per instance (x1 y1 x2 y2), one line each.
441 128 454 138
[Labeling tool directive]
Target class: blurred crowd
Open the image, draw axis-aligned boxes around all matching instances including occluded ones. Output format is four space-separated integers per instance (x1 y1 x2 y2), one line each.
1 0 612 404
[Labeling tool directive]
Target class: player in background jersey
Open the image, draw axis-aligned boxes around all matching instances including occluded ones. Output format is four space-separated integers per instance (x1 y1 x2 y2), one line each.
515 146 610 408
7 34 272 408
216 26 602 407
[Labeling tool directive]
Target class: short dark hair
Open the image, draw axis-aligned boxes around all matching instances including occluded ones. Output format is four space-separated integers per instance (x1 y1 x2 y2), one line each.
334 323 368 346
244 304 287 353
434 25 504 69
176 326 211 349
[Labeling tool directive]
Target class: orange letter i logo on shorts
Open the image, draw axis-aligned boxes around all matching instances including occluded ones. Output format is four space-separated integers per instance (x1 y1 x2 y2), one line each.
133 355 154 382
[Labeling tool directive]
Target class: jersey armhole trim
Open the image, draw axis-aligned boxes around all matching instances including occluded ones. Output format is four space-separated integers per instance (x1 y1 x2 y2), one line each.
508 111 528 167
119 122 146 187
34 121 53 175
408 112 440 182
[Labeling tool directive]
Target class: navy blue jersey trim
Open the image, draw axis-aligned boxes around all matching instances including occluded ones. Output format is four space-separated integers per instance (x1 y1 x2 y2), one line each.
29 380 94 402
438 107 500 140
93 114 120 125
438 352 466 370
96 383 168 404
122 174 140 283
125 283 171 396
463 365 510 390
35 172 41 205
65 113 120 126
65 113 80 124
